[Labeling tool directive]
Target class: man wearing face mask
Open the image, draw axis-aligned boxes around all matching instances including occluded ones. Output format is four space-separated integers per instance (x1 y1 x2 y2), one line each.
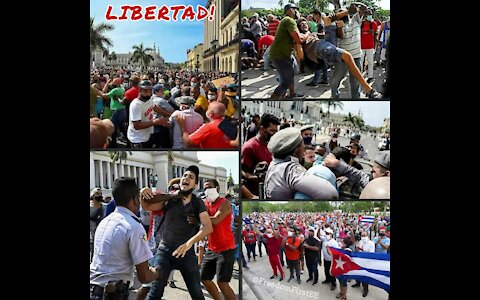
303 227 321 285
283 226 302 284
90 178 160 300
200 179 236 300
264 127 338 199
90 188 107 261
193 85 209 122
360 9 378 83
141 166 213 300
352 230 375 297
269 3 305 99
241 113 279 196
320 227 338 290
169 96 204 150
127 80 170 148
373 227 390 253
253 226 285 280
176 101 238 149
300 124 315 146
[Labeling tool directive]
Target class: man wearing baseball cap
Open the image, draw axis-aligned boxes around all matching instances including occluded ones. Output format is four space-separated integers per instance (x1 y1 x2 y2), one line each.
169 96 204 149
269 3 305 99
263 127 338 199
127 80 169 148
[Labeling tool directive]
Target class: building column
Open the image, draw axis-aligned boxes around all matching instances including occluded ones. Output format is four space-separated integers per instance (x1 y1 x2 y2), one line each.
106 162 112 189
138 167 143 187
127 165 131 177
99 160 104 189
114 163 118 181
90 155 96 189
153 153 169 192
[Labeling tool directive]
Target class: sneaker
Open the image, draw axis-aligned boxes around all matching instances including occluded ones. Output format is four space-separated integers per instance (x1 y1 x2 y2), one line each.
352 282 361 287
306 278 313 282
362 290 369 297
321 280 329 284
306 82 318 87
331 284 337 291
366 78 374 84
244 266 249 270
366 89 382 99
279 276 284 281
270 275 276 279
312 280 318 285
319 80 329 85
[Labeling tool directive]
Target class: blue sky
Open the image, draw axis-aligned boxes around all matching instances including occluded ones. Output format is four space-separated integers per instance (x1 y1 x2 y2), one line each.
242 0 390 10
90 0 208 63
330 101 389 127
197 151 239 183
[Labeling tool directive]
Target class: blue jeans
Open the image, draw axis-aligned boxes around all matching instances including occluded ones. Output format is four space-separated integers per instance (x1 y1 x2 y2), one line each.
331 57 362 99
147 243 204 300
311 63 328 84
271 57 295 97
109 108 127 147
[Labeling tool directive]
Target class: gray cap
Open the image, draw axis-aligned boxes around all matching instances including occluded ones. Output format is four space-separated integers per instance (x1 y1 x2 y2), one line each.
374 150 390 170
300 124 314 132
268 127 303 156
90 187 101 198
179 96 195 105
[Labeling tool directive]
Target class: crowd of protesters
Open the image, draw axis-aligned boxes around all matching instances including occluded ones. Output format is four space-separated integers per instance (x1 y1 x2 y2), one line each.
90 68 240 149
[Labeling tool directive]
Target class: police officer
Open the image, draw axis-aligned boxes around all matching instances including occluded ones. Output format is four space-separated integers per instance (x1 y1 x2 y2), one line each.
90 177 160 300
300 124 314 146
264 127 338 199
323 150 390 189
349 132 369 160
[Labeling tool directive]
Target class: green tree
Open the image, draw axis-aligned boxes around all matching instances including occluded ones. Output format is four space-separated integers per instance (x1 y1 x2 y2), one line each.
322 100 344 115
343 112 356 128
90 17 114 67
278 0 284 9
299 0 328 11
130 43 155 72
108 151 132 179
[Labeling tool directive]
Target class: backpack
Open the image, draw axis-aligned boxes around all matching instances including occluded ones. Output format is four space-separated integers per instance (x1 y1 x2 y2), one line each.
154 195 202 238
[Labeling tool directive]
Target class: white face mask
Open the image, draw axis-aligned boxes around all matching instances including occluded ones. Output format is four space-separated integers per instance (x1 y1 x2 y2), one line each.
361 237 368 242
326 234 332 240
205 188 219 201
207 95 216 100
288 231 293 237
267 233 273 238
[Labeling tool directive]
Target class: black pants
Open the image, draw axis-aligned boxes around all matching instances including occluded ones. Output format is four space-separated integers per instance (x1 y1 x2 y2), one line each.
257 240 264 256
245 243 256 259
306 258 319 282
286 259 300 279
279 247 285 266
323 259 336 285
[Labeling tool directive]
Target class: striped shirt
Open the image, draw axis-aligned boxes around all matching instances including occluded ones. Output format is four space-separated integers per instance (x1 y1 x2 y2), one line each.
338 12 362 58
268 19 280 36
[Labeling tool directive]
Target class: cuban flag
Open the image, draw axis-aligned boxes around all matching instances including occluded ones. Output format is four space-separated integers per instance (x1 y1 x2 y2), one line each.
329 247 390 292
360 216 374 224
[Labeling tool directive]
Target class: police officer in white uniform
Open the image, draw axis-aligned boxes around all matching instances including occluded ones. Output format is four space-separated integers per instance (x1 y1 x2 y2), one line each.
264 127 338 199
90 177 160 300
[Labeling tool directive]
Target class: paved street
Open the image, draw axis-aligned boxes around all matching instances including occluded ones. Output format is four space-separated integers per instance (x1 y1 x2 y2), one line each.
242 244 388 300
125 262 240 299
241 65 386 99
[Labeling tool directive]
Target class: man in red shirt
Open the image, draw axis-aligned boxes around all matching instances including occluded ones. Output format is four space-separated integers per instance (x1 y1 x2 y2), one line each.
201 179 236 300
241 113 280 196
256 34 275 63
267 14 280 36
242 225 257 261
253 225 285 281
284 226 302 284
360 9 378 83
177 101 238 149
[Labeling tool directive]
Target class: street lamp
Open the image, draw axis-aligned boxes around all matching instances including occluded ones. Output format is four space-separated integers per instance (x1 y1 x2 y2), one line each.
211 39 219 71
148 172 158 192
196 54 200 73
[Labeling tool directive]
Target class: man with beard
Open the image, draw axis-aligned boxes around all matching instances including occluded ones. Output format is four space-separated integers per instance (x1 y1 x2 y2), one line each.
300 124 314 146
127 80 170 148
241 113 280 196
264 127 338 199
141 165 213 300
269 3 305 99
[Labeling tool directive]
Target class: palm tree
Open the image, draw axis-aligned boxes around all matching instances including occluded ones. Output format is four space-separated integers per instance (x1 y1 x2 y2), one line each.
278 0 284 9
107 52 117 66
108 151 132 180
343 112 356 128
355 116 365 131
167 151 174 182
90 17 114 68
322 100 343 115
130 43 154 72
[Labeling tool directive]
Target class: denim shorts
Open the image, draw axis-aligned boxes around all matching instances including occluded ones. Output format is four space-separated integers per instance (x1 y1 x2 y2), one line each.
315 40 345 64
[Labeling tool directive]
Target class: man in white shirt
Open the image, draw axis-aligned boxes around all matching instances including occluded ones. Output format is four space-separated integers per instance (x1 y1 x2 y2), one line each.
127 80 169 148
320 228 339 291
352 230 375 297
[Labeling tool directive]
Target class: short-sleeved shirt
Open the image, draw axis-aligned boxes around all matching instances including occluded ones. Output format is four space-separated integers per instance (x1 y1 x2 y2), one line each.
268 19 280 36
269 16 299 60
127 98 154 143
204 197 236 252
337 12 362 58
361 21 378 49
161 196 207 246
90 207 153 286
264 234 283 256
321 237 338 261
258 35 275 51
242 230 257 244
195 95 209 111
108 87 126 110
241 137 272 174
152 95 174 119
189 118 235 149
124 86 139 104
170 109 204 149
285 236 301 261
373 236 390 253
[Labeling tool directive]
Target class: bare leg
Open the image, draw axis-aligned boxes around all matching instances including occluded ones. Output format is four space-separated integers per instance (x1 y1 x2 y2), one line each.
341 52 372 94
202 280 222 300
218 282 235 300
